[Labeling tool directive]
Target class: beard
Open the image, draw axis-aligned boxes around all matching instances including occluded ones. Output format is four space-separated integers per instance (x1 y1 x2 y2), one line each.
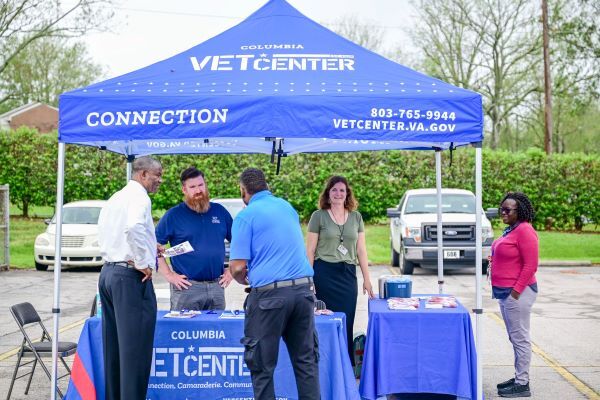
185 191 210 213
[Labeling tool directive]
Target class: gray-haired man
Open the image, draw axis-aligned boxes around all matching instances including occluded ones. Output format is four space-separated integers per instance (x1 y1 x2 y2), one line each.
97 156 162 400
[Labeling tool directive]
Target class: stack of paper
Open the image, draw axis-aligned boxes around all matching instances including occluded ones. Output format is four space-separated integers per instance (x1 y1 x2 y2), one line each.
219 310 245 319
387 297 420 310
425 296 457 308
164 310 201 318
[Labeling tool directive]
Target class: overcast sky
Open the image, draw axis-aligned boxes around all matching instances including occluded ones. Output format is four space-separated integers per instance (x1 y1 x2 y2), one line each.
83 0 417 80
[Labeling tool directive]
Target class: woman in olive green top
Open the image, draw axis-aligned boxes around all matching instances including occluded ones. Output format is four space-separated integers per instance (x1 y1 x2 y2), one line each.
306 175 374 366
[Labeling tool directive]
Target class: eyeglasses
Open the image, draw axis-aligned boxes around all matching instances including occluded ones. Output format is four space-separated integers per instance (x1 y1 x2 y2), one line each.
499 207 517 214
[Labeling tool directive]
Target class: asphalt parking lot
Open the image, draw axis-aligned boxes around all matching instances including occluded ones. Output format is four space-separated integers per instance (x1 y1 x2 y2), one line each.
1 265 599 400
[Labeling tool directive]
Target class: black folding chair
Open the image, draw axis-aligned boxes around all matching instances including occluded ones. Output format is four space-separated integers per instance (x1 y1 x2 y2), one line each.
6 302 77 400
90 296 97 317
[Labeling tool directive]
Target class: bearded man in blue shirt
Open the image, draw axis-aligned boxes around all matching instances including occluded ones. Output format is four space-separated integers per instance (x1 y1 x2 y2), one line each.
230 168 320 400
156 167 233 311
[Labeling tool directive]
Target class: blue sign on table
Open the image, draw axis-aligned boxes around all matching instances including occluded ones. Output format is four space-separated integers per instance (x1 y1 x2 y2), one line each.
65 311 359 400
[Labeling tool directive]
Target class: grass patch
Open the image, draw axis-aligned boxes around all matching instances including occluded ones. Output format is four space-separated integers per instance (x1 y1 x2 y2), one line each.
10 204 54 218
364 225 390 265
6 218 599 269
8 217 47 269
363 224 600 265
538 231 600 262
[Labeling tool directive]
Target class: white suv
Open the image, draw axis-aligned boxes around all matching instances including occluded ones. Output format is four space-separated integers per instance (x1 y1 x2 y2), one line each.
386 189 495 274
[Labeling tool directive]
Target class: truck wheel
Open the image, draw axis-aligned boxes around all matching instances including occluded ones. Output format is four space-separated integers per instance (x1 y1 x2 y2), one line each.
35 261 49 271
391 241 399 267
399 244 415 275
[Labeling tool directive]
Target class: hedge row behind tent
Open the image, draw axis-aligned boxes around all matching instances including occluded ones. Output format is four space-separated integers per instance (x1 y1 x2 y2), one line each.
54 1 485 399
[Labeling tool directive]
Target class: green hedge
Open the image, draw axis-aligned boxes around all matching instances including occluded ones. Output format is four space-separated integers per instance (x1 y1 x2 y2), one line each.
1 128 598 230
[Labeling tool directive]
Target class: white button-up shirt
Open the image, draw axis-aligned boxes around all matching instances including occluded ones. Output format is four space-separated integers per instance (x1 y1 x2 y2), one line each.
98 180 157 270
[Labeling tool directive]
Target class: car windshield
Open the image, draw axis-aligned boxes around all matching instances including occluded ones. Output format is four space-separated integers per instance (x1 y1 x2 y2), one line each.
51 207 102 224
216 201 245 219
404 194 476 214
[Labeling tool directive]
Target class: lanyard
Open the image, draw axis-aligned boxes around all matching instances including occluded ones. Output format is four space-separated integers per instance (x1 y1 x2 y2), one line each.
329 209 347 243
501 222 521 237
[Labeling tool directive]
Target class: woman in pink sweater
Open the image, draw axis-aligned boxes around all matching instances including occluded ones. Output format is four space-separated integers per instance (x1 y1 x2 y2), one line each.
491 192 538 398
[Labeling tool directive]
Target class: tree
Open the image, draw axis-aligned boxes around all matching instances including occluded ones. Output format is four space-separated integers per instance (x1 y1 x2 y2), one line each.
0 37 103 111
0 0 113 105
330 15 386 54
326 15 408 64
547 0 599 152
411 0 542 149
410 0 599 152
518 0 600 152
0 128 57 217
542 0 553 154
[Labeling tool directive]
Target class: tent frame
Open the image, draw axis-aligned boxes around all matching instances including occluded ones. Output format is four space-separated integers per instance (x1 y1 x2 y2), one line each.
50 142 485 400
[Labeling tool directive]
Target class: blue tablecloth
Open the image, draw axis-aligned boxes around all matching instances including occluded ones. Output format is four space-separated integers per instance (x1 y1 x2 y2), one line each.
65 311 359 400
359 297 478 400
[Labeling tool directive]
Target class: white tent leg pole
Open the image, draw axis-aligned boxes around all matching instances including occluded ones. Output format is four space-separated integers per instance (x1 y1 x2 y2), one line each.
126 157 133 182
435 150 444 294
475 144 483 400
51 142 66 400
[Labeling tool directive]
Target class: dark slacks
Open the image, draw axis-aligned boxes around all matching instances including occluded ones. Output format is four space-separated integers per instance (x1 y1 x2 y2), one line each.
98 263 157 400
313 259 358 366
242 283 320 400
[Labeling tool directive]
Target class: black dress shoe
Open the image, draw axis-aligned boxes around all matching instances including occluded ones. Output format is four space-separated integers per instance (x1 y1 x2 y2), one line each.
497 378 515 389
498 382 531 398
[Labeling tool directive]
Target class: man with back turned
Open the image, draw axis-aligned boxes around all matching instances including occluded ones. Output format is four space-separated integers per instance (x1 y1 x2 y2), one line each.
229 167 320 400
97 156 163 400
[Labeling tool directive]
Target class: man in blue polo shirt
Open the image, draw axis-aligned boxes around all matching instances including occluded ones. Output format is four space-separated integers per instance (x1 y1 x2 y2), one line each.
156 167 233 311
230 168 320 400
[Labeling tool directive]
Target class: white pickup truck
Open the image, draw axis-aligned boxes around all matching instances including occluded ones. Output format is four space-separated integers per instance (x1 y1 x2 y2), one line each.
386 188 496 274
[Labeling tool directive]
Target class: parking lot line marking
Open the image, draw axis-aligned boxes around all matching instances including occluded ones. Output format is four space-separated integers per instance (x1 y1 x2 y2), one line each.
387 266 399 275
488 313 600 400
0 318 86 361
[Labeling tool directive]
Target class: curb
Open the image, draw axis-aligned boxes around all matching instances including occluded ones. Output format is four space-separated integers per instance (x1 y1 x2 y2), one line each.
539 260 593 267
367 261 596 268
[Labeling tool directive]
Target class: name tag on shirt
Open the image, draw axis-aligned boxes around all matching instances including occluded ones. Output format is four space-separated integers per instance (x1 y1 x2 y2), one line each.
337 243 348 255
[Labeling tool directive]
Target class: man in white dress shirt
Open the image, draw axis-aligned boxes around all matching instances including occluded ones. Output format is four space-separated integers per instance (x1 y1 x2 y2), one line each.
97 156 163 400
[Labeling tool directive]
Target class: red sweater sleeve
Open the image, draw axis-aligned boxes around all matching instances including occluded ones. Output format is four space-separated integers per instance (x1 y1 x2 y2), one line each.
514 223 539 293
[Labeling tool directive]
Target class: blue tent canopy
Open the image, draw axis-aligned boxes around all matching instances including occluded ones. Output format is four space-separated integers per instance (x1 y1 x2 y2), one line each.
58 0 483 156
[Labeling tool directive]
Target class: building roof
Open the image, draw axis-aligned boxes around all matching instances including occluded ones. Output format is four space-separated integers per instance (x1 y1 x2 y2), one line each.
0 102 58 120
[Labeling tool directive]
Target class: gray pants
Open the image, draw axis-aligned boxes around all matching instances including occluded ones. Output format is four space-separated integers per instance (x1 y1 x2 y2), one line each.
170 280 225 311
498 286 537 385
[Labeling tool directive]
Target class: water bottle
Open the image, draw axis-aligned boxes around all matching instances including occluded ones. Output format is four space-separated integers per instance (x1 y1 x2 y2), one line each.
96 291 102 318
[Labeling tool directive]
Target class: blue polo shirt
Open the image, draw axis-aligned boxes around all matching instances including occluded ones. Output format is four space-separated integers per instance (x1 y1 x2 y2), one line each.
230 190 313 287
156 202 232 281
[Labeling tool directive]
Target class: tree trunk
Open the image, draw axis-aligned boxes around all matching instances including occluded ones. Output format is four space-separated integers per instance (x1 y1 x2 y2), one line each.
491 116 500 149
542 0 553 154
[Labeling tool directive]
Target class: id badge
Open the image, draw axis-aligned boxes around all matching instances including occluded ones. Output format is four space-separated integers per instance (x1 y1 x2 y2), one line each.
337 243 348 255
